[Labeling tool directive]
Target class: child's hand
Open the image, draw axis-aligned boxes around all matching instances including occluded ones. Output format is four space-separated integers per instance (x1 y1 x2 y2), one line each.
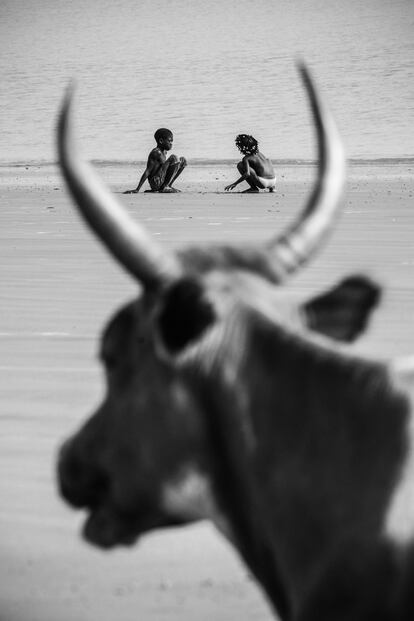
225 182 237 192
123 189 138 194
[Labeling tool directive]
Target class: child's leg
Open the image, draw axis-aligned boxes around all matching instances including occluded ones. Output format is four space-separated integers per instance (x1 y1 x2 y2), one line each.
169 157 187 187
236 161 260 192
160 156 187 191
149 158 177 192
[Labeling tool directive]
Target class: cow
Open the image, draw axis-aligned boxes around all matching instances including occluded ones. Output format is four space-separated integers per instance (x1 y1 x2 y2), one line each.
57 63 414 620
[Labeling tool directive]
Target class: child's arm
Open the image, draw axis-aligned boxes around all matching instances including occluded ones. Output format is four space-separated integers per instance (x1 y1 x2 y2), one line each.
124 151 161 194
225 157 250 191
133 168 150 193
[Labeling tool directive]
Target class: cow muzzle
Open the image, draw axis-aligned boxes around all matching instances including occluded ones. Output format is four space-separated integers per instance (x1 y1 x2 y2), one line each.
57 438 109 510
58 440 138 548
58 438 182 549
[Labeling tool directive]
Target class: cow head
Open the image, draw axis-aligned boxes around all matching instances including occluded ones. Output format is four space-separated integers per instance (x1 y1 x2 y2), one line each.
57 64 381 617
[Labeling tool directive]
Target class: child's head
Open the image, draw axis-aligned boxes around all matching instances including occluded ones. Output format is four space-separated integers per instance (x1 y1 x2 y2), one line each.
235 134 258 155
154 128 173 149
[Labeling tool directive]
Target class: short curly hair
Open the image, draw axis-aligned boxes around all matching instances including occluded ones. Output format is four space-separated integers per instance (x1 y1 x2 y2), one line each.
235 134 258 155
154 128 173 143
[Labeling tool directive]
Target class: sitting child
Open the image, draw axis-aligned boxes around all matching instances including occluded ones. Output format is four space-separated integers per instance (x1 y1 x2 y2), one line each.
225 134 276 193
124 128 186 194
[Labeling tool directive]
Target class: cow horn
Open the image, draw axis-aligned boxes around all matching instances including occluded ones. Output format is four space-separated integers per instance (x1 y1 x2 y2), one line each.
57 84 181 290
266 62 346 279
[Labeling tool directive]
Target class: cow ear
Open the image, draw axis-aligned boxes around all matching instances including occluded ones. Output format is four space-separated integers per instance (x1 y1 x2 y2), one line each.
303 275 381 342
157 278 216 354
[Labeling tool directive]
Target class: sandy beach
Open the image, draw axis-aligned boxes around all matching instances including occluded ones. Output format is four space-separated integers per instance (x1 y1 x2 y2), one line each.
1 161 414 621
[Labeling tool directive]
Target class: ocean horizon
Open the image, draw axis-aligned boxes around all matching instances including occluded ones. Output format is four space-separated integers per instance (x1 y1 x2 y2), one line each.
1 0 413 164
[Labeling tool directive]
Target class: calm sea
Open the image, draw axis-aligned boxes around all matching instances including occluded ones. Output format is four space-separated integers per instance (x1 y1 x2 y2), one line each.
1 0 413 164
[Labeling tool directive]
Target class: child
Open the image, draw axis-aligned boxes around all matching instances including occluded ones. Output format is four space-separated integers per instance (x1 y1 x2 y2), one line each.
224 134 276 193
124 128 187 194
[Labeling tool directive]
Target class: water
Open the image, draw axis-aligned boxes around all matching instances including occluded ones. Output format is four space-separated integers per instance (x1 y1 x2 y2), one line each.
1 0 413 164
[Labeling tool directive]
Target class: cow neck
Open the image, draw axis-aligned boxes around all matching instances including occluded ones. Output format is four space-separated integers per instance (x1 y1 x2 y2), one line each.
189 370 293 621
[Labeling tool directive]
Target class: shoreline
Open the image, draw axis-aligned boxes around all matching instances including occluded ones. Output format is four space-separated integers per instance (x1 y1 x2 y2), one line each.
1 159 413 192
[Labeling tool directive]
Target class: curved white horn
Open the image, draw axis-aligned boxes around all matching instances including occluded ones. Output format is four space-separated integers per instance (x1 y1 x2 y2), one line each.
57 84 181 290
266 62 346 279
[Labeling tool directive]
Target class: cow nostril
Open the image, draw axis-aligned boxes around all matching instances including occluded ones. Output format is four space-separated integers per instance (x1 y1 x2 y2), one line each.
58 444 109 509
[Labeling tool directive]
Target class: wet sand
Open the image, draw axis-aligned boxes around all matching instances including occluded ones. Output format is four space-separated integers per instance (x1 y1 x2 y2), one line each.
1 162 414 621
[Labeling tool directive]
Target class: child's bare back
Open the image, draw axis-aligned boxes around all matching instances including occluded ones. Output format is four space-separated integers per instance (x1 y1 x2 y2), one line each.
244 151 275 179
